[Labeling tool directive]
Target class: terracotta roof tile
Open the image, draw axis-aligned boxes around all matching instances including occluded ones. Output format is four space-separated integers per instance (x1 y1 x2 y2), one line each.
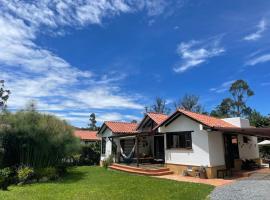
178 109 236 128
74 130 100 140
147 112 169 125
105 121 138 134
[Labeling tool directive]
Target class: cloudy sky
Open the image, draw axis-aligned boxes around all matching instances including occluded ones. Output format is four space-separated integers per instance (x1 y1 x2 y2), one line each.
1 0 270 127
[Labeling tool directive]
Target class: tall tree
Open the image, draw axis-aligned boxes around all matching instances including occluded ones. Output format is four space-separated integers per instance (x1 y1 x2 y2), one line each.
210 98 234 118
88 113 97 131
0 80 10 111
229 80 254 117
249 110 270 128
174 94 204 113
146 97 170 114
211 80 254 118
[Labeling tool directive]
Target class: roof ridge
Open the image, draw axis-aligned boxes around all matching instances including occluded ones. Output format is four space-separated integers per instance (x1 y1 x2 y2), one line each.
178 109 221 120
105 121 138 124
147 112 168 116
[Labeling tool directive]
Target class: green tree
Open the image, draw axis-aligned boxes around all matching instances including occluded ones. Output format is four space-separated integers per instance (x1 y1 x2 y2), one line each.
174 94 204 113
146 97 170 114
0 80 10 111
211 80 254 118
0 110 80 168
229 80 254 117
88 113 97 131
211 98 234 118
249 110 270 128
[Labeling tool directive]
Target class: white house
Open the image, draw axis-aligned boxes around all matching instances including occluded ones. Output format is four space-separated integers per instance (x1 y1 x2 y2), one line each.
98 109 269 178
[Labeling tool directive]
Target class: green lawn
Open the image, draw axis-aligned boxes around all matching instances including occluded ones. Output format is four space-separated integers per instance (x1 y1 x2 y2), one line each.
0 166 214 200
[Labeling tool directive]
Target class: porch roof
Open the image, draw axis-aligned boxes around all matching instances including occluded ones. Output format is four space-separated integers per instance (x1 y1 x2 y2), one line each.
211 127 270 138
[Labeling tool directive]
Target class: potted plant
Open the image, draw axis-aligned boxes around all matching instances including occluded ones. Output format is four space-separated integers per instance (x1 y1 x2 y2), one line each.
198 166 207 179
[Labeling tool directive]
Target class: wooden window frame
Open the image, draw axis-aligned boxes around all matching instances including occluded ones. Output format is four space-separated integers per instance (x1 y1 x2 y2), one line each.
166 131 193 150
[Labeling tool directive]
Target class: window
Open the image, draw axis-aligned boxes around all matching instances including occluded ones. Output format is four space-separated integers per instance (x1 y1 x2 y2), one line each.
243 136 249 143
166 132 192 149
102 137 106 154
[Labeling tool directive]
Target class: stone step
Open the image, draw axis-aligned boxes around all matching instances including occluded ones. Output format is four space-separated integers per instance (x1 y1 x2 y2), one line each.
109 165 174 176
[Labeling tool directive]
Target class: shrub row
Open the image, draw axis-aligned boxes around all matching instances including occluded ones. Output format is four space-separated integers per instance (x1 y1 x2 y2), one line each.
0 165 67 190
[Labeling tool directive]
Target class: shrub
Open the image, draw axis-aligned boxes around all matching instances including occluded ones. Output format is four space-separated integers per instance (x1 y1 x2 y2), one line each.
35 167 59 181
17 166 34 184
56 164 67 177
0 167 13 190
78 142 100 166
0 111 80 168
102 155 114 169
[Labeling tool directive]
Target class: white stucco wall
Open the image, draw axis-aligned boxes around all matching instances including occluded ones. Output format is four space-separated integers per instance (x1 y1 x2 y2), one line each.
222 117 250 128
159 115 211 166
100 128 113 161
238 134 259 159
208 131 225 166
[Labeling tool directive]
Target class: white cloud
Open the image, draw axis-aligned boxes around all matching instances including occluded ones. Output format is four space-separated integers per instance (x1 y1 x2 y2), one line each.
174 38 225 73
246 53 270 66
244 19 267 41
52 111 141 126
210 80 235 93
0 0 152 124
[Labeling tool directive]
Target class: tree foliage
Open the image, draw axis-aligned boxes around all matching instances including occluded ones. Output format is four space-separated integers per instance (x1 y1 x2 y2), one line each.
0 80 10 111
145 97 170 114
174 94 204 113
229 80 254 117
210 98 234 118
0 111 80 168
88 113 97 131
211 80 254 117
248 110 270 128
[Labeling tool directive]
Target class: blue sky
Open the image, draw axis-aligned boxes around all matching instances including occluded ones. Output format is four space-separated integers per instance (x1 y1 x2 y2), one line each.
1 0 270 127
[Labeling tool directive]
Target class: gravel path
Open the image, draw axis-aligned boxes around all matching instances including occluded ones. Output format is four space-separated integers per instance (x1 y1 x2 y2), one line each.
210 173 270 200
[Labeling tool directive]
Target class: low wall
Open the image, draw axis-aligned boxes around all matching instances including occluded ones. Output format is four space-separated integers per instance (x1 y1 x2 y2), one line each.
166 163 226 178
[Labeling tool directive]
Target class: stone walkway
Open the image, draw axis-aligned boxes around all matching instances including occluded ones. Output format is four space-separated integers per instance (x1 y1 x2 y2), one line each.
210 173 270 200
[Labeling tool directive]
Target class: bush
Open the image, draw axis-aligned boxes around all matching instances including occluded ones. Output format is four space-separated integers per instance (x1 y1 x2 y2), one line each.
102 155 114 169
0 167 13 190
0 111 80 168
78 142 100 166
35 167 59 181
17 166 34 184
56 164 67 177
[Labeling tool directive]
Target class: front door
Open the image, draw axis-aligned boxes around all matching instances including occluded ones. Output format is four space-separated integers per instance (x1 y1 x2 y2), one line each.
224 134 239 169
154 136 165 161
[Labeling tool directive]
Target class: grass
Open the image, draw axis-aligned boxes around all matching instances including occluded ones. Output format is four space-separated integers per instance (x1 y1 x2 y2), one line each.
0 166 214 200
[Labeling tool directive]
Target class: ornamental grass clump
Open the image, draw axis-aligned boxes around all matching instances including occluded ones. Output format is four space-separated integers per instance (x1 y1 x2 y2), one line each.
0 110 80 168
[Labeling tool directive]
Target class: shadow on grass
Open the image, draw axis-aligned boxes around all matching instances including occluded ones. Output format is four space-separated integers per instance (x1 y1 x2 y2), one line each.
56 168 88 184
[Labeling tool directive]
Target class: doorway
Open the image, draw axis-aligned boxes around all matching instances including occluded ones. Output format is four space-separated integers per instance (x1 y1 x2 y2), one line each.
223 134 240 169
154 136 165 162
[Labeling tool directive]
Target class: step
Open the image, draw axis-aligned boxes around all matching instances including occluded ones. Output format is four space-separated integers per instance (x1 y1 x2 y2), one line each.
232 170 256 178
111 163 170 173
109 165 174 176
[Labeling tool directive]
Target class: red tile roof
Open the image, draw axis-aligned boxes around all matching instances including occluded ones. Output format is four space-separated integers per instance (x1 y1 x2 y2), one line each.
74 130 100 141
178 109 236 128
147 112 169 125
105 121 138 134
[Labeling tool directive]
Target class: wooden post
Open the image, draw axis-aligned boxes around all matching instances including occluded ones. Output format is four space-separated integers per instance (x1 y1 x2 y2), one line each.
136 135 139 167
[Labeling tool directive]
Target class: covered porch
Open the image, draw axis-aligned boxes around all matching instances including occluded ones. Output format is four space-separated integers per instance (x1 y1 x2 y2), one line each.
211 127 270 178
109 132 165 167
